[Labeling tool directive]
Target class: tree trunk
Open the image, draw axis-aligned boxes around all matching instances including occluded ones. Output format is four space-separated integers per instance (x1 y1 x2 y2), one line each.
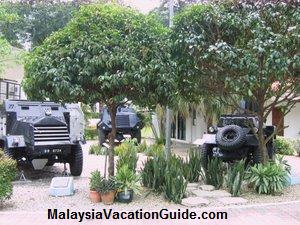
107 103 117 176
257 101 268 164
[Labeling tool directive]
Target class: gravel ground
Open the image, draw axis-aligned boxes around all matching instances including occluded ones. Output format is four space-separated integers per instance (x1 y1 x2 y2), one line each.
2 140 300 211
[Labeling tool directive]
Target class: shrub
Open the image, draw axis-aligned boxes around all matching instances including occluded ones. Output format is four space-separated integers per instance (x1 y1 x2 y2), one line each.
89 144 107 155
89 170 102 191
183 149 202 183
274 137 294 155
226 160 246 197
137 140 148 153
0 150 17 203
141 155 166 192
290 139 300 156
115 164 141 195
145 143 164 157
98 177 117 194
163 155 187 204
85 128 98 140
201 157 224 189
116 139 138 173
245 158 290 195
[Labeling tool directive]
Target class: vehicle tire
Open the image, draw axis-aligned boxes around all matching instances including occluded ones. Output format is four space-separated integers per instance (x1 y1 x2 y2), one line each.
216 125 246 150
200 144 211 170
46 161 55 166
99 129 106 146
133 130 142 144
69 144 83 176
3 144 14 159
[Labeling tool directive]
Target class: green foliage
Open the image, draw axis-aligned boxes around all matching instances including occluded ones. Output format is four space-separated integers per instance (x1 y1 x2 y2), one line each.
291 139 300 156
89 170 102 191
23 4 174 108
0 150 17 202
89 144 107 155
85 128 98 140
183 148 202 182
145 143 164 157
98 176 117 194
115 164 141 195
116 139 138 173
226 160 246 197
141 155 166 192
202 157 224 189
137 140 148 153
172 2 300 162
246 158 290 195
0 1 81 48
163 155 187 204
274 137 295 155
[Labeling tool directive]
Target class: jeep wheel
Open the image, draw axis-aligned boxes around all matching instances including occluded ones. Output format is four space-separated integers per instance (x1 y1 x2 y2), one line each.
99 129 106 146
132 130 141 144
216 125 246 150
3 144 14 159
69 144 83 176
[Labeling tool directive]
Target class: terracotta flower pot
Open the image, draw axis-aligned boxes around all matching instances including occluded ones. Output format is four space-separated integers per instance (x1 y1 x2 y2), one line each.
101 190 116 205
90 190 101 203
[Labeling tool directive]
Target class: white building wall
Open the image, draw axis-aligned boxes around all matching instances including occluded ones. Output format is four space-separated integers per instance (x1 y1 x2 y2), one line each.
266 103 300 139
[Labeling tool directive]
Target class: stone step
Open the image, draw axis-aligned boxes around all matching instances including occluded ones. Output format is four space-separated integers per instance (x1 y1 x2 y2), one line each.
192 189 231 198
181 197 210 207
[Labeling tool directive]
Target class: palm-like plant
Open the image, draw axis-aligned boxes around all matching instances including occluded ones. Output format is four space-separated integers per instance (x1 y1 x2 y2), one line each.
115 165 141 195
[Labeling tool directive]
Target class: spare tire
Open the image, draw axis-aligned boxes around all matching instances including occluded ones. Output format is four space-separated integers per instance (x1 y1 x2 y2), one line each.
216 125 246 150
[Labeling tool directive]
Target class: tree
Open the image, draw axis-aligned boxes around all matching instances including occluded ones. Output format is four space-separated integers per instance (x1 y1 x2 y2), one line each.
172 2 300 163
0 6 18 74
24 4 174 175
0 0 84 48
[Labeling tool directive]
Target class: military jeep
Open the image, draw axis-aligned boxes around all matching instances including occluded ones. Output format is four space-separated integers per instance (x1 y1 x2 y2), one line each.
0 100 85 176
97 105 143 146
197 115 275 168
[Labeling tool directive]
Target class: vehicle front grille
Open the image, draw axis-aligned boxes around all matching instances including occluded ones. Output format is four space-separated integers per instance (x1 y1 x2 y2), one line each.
116 115 130 127
34 125 70 145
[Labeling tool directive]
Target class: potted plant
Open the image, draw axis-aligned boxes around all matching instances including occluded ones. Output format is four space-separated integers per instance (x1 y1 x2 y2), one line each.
99 177 117 205
116 165 141 203
89 170 102 203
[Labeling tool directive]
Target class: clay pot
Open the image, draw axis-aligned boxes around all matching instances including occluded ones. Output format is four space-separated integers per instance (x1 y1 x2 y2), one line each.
101 191 116 205
89 190 101 203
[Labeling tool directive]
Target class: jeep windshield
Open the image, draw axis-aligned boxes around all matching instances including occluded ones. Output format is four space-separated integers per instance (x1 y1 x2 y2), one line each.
218 116 259 128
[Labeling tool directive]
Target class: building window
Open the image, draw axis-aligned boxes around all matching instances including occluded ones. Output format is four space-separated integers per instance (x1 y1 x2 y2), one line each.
192 108 196 126
177 114 186 140
171 121 176 138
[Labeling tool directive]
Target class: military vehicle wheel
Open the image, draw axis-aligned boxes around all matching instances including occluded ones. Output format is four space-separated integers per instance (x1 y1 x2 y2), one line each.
216 125 246 150
46 161 55 166
132 130 141 144
3 144 14 158
200 144 211 170
69 144 83 176
99 129 106 146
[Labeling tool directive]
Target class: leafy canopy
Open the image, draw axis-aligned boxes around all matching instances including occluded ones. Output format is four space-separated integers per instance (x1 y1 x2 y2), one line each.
24 4 174 108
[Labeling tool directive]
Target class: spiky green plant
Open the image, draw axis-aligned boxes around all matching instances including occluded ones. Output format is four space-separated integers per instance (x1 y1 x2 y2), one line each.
201 157 224 189
226 160 246 196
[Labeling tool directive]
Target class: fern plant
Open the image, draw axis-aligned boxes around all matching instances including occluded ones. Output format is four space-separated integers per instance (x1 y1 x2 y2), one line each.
201 157 224 189
183 148 202 182
245 160 290 195
226 160 246 196
163 155 187 204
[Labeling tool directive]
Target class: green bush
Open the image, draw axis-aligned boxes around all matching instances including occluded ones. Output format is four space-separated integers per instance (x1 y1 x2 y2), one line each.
226 160 246 197
163 155 187 204
141 155 166 192
145 143 164 157
85 128 98 140
137 140 148 153
274 137 294 155
115 164 141 195
0 150 17 203
245 158 290 195
89 144 107 155
183 149 202 183
290 139 300 156
89 170 102 191
116 139 138 173
201 157 224 189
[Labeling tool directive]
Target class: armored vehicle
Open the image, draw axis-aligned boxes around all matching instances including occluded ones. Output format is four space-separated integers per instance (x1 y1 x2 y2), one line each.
197 115 275 168
97 105 143 146
0 100 85 176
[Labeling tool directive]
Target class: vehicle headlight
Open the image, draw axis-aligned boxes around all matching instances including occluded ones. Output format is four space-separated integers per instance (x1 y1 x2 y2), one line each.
208 126 216 133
